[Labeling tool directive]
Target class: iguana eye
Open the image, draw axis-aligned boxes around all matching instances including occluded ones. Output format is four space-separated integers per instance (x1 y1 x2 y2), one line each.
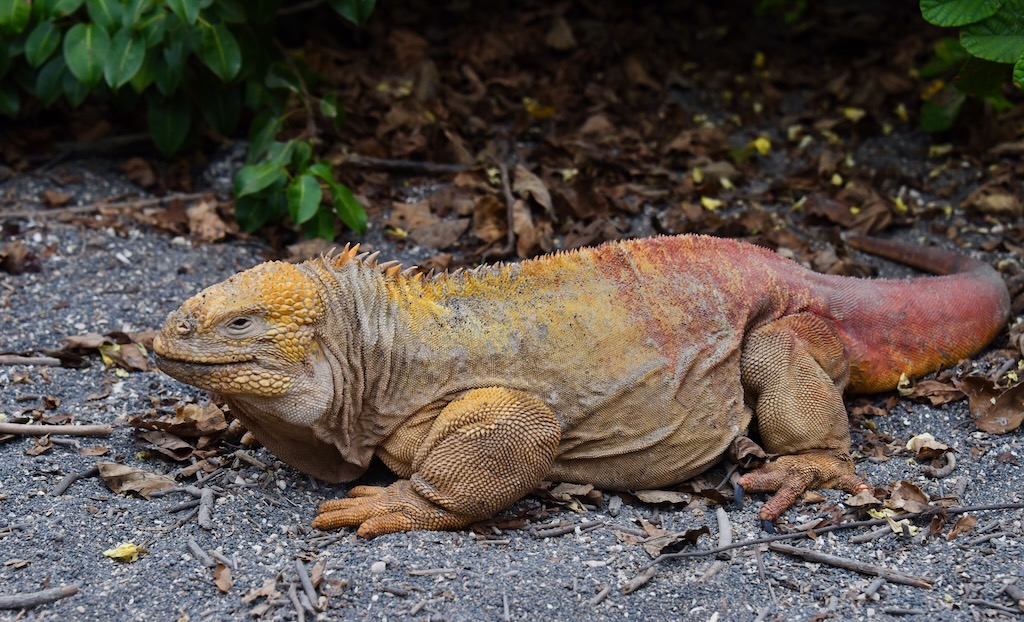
226 317 252 331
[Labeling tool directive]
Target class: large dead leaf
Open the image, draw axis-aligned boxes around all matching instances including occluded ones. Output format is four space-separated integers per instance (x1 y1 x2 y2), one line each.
130 403 227 437
633 490 691 505
638 520 710 558
214 562 233 593
886 480 931 514
955 376 1024 434
513 165 554 216
97 462 177 499
905 433 952 461
471 194 507 244
136 430 195 461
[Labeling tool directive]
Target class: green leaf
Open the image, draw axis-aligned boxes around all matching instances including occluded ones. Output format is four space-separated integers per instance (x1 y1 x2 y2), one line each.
62 66 90 106
34 53 65 105
319 93 339 119
63 22 111 86
120 0 152 28
197 23 241 81
307 161 333 182
139 9 167 46
165 0 198 25
247 110 281 162
921 0 1002 27
0 43 11 78
961 3 1024 63
331 182 367 233
264 62 301 92
234 162 286 197
48 0 84 18
287 174 323 224
197 82 241 133
154 31 187 95
129 48 154 92
148 95 192 156
0 0 32 33
1014 50 1024 87
211 0 244 23
104 28 145 88
26 21 61 68
953 56 1009 96
291 140 312 170
266 140 295 166
0 83 19 116
328 0 375 25
918 37 969 77
919 87 967 132
302 205 336 239
85 0 122 30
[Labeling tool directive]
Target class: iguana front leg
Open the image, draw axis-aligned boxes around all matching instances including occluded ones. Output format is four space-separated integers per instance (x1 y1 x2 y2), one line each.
738 313 869 522
312 387 560 537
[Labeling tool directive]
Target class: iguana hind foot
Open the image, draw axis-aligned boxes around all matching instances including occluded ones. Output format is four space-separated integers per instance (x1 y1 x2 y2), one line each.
737 451 868 521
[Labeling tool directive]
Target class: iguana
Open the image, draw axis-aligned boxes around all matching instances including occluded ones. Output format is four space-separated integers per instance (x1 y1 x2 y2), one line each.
152 234 1009 537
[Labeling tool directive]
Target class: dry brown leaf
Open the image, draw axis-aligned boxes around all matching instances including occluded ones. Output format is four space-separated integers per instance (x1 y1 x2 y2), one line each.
899 379 964 406
41 190 71 207
886 480 931 514
0 240 40 275
243 578 281 604
946 515 977 541
633 490 691 505
214 562 233 593
121 157 157 188
80 446 109 456
638 520 709 558
25 436 53 456
186 200 230 243
136 430 194 461
544 16 576 51
845 489 882 508
409 219 470 249
905 433 952 461
955 376 1024 434
471 194 507 243
727 435 769 467
97 461 176 499
964 184 1022 216
130 403 227 438
513 165 553 216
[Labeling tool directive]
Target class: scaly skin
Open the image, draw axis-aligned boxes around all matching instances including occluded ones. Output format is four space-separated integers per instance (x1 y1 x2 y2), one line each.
153 234 1010 536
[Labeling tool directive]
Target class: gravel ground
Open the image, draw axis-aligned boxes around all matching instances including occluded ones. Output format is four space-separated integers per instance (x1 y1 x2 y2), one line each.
1 161 1023 621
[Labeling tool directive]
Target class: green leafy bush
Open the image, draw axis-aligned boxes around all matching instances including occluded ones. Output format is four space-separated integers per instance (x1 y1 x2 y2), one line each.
0 0 374 237
919 0 1024 130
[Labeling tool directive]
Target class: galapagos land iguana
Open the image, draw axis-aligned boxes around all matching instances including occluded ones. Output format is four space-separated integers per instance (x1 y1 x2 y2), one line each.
152 234 1009 537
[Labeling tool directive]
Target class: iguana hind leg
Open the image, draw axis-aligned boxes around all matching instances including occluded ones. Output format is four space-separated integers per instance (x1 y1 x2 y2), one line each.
313 387 560 537
738 313 869 522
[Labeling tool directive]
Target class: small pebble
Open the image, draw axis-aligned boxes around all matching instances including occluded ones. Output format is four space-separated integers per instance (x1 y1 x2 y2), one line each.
370 561 387 574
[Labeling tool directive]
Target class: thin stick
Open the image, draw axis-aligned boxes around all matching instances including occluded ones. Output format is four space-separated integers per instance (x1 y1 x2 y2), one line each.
52 465 100 496
294 559 319 611
0 584 80 609
0 355 62 366
700 507 733 582
1 192 212 220
587 584 611 606
0 422 112 437
768 542 931 588
338 154 471 175
646 501 1024 569
198 488 214 530
621 567 656 595
187 538 215 568
286 583 305 622
533 520 603 539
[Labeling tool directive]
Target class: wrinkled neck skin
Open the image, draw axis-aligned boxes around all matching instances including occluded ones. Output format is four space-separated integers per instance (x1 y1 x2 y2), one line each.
285 260 423 479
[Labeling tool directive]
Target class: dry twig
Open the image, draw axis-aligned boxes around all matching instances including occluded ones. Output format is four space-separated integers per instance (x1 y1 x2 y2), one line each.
52 465 99 496
0 355 62 366
768 542 932 588
0 584 80 609
295 559 319 611
1 192 211 220
0 422 112 437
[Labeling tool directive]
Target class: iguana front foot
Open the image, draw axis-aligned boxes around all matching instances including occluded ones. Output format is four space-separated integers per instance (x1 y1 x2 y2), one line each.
737 451 868 522
314 387 561 537
313 481 475 537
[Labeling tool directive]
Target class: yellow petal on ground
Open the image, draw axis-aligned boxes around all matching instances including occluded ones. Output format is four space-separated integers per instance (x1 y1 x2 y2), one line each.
692 168 704 184
749 136 771 155
700 196 723 211
843 107 866 122
868 508 897 520
753 51 766 68
830 173 843 186
103 542 145 563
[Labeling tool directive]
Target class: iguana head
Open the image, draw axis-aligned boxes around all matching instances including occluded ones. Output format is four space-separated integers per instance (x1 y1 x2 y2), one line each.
153 261 326 399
